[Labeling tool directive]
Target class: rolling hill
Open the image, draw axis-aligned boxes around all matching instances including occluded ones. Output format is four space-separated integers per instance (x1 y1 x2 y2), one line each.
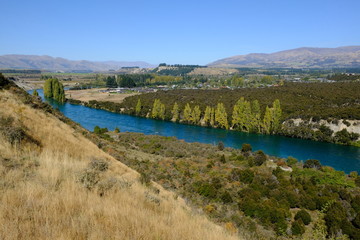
209 46 360 68
0 54 155 72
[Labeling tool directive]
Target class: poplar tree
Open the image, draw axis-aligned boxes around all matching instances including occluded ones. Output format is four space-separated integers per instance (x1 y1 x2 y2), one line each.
43 78 65 102
251 100 261 133
272 99 282 133
171 102 180 122
135 99 141 115
263 106 273 134
215 103 229 129
53 80 60 101
210 108 215 127
243 100 252 132
152 99 165 120
192 105 201 124
232 97 246 130
183 103 192 123
203 106 212 126
160 103 166 120
44 78 53 98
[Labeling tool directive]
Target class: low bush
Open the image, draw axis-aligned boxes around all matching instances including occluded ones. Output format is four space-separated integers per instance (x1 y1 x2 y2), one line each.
89 158 109 172
294 209 311 225
291 219 305 235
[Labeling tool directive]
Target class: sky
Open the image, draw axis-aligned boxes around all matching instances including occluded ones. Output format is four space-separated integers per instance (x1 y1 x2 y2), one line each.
1 0 359 65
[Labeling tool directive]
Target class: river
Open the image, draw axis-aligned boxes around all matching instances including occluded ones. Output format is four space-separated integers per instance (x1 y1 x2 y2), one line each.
33 89 360 173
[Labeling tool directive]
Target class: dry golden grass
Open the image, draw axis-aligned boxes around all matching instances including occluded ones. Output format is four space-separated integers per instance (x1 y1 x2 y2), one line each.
0 89 241 240
67 88 139 103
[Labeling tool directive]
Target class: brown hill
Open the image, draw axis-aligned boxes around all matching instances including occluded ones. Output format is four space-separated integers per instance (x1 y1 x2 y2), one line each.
209 46 360 68
0 80 239 240
0 54 154 72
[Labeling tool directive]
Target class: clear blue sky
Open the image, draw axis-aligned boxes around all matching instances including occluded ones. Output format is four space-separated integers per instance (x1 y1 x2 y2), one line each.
1 0 359 65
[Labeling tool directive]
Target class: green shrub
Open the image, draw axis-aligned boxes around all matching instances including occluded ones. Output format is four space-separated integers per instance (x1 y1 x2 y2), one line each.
241 143 252 152
353 214 360 228
355 176 360 187
286 156 298 166
220 154 226 163
220 191 233 203
294 209 311 225
140 172 151 186
291 219 305 235
196 183 217 199
94 126 108 134
217 141 225 151
0 73 9 87
254 150 267 166
114 127 120 133
303 159 322 170
236 169 254 184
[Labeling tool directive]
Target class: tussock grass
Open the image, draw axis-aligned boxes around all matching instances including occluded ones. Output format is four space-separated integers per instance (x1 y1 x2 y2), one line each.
0 90 240 240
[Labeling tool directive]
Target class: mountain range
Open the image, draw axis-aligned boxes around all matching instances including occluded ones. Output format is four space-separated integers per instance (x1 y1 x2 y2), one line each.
0 55 155 72
208 46 360 68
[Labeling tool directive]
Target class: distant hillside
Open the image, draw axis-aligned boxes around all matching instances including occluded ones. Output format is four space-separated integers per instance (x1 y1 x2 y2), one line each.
0 54 155 72
209 46 360 68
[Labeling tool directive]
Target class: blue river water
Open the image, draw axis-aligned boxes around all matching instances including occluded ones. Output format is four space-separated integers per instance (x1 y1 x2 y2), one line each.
32 89 360 173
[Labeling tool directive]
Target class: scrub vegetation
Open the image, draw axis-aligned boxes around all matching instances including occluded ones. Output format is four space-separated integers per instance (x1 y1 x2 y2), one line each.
0 75 239 240
91 130 360 239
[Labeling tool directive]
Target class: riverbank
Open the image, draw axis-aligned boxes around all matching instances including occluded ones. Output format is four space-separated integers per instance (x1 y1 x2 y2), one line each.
65 96 360 147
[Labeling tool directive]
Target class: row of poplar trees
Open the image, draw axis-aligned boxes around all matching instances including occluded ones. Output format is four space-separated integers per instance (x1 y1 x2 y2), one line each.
137 97 282 134
43 78 66 103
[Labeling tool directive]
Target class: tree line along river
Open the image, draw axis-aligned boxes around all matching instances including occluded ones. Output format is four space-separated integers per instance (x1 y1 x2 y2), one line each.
32 89 360 174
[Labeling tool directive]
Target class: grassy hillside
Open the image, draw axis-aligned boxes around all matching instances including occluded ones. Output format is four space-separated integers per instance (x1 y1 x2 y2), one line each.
0 79 239 239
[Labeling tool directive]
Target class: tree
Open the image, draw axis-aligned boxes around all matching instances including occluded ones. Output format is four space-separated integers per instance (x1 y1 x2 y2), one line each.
106 76 117 88
192 105 201 124
230 75 244 88
291 219 305 235
215 103 229 129
118 76 136 88
272 99 282 133
254 150 267 166
152 99 165 120
43 78 65 102
263 106 273 134
295 209 312 225
0 73 9 87
135 99 141 115
251 100 261 133
203 106 212 126
232 97 246 130
183 103 192 123
44 78 54 98
261 75 275 85
303 159 322 170
210 107 215 127
243 100 252 132
241 143 252 153
32 89 39 96
232 97 252 132
171 102 180 122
